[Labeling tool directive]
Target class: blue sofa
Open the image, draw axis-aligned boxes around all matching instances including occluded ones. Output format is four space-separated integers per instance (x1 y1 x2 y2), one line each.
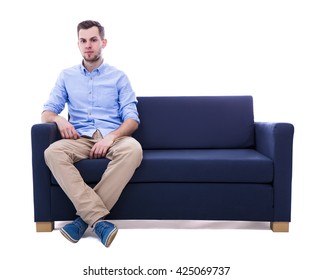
31 96 294 232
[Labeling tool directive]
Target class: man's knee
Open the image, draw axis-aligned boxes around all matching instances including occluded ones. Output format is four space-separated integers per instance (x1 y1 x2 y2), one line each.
116 137 143 166
44 142 60 165
44 140 69 164
131 138 143 165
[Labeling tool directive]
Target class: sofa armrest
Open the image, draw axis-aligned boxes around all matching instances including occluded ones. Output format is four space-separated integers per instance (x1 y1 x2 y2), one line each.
31 123 61 222
255 122 294 222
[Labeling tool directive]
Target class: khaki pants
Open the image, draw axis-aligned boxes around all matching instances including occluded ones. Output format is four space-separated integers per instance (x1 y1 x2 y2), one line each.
44 131 143 226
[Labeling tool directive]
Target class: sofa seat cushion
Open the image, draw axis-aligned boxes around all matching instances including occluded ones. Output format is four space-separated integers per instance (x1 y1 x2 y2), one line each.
50 149 273 185
132 149 273 183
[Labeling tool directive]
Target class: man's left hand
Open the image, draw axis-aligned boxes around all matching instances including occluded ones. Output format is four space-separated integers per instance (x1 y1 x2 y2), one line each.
89 135 116 159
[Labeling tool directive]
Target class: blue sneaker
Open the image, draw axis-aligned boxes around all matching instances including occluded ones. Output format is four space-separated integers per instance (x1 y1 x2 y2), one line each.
60 217 88 243
94 221 118 247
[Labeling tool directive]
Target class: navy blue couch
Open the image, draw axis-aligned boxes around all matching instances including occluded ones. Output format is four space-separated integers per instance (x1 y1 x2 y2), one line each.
31 96 294 232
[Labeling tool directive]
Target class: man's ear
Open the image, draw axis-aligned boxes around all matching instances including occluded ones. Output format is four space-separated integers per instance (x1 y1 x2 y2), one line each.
102 39 107 48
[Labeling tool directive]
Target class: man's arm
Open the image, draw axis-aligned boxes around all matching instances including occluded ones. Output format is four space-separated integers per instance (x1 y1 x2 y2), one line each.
89 118 138 159
41 110 80 140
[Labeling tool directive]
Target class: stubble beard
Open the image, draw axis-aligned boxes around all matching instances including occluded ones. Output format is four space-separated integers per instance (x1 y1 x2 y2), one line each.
83 49 102 63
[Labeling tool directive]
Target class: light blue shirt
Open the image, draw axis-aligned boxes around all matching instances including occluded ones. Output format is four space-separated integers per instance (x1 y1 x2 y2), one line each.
43 62 140 137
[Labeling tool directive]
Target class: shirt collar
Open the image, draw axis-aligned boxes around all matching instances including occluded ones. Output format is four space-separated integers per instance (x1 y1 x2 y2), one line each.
80 60 106 76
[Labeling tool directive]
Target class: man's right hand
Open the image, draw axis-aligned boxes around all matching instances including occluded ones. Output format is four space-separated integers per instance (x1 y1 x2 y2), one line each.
55 116 80 139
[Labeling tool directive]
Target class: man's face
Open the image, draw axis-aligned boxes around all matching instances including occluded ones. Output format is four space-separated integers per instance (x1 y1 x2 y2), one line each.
78 26 107 63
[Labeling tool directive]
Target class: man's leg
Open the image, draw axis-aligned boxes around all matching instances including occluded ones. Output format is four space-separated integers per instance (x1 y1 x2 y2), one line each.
91 136 142 247
93 136 143 213
44 138 110 226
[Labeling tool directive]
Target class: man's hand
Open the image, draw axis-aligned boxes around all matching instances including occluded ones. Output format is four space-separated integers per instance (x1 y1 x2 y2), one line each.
89 134 116 159
89 119 138 159
55 116 80 139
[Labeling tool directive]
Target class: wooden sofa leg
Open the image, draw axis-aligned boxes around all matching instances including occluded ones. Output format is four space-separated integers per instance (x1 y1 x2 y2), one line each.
36 222 55 232
270 222 289 232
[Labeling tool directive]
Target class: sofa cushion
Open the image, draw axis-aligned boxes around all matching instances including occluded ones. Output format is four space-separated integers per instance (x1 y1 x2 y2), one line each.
51 149 273 185
133 96 255 149
132 149 273 183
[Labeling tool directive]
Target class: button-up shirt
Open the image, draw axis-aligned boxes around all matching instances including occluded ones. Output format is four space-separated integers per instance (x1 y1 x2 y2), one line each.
43 62 140 138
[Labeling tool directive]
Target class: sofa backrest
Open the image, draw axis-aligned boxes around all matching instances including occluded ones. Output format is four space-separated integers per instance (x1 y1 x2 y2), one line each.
132 96 255 149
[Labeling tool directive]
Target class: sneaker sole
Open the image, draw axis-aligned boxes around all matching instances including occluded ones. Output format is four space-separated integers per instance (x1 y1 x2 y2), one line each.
60 227 79 243
104 227 118 247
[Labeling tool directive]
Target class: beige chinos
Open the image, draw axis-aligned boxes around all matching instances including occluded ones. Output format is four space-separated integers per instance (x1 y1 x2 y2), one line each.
44 130 143 226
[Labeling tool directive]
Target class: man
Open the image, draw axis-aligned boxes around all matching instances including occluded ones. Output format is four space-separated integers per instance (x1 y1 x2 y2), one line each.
42 20 143 247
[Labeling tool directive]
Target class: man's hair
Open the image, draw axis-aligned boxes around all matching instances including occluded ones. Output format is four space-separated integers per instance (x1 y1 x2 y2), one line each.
77 20 105 39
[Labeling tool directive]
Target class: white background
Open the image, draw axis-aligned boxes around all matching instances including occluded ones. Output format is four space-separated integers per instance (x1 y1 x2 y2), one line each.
1 0 311 279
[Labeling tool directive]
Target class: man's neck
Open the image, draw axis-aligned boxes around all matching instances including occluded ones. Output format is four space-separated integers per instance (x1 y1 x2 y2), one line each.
83 57 104 73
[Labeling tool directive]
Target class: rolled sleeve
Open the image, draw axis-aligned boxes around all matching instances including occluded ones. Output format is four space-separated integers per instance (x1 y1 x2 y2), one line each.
121 102 140 123
118 74 140 123
43 72 68 114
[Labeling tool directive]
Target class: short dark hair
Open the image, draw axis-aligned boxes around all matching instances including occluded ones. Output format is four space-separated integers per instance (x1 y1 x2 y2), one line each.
77 20 105 39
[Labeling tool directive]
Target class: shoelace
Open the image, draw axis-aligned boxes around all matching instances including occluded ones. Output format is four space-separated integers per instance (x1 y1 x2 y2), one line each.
73 220 87 231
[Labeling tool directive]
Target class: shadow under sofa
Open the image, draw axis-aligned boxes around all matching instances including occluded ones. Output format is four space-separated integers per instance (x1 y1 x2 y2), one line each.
31 96 294 232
